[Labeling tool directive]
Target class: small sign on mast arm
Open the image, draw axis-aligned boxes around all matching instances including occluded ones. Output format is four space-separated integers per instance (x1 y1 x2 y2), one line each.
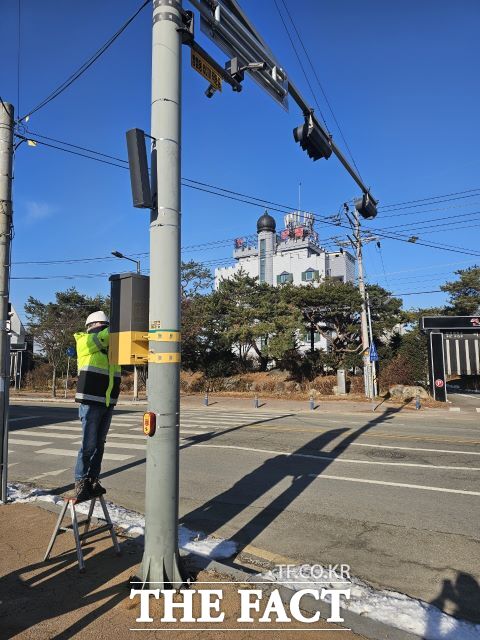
191 49 222 92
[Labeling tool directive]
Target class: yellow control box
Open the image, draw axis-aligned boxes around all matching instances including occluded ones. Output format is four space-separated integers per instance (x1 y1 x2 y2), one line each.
109 274 149 365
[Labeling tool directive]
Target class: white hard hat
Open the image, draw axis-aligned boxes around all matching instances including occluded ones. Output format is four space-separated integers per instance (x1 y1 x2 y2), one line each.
85 310 109 327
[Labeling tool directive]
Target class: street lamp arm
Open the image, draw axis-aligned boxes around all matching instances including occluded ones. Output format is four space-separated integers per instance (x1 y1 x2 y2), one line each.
111 250 141 274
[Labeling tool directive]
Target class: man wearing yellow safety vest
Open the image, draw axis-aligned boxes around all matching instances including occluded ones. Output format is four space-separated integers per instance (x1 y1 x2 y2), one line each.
73 311 121 502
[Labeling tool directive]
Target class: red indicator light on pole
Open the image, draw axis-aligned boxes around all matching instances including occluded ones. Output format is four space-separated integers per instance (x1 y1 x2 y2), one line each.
143 412 156 437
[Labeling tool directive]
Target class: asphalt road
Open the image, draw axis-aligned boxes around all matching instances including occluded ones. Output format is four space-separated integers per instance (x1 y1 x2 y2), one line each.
448 389 480 411
6 399 480 622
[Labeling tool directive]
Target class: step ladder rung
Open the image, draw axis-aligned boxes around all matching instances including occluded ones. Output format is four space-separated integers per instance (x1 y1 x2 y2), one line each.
43 493 121 572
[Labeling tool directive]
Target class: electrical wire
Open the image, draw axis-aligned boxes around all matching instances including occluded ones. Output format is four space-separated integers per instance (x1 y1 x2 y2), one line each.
278 0 363 181
379 188 480 210
10 265 447 299
378 192 480 214
272 0 329 130
377 199 480 219
15 133 480 258
19 0 149 121
18 136 129 171
26 131 129 165
372 209 480 233
21 129 480 226
0 96 11 118
375 242 390 290
17 0 21 116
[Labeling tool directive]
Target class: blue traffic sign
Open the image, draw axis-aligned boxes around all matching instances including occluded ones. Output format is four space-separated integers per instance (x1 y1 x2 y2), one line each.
369 341 379 362
66 346 76 358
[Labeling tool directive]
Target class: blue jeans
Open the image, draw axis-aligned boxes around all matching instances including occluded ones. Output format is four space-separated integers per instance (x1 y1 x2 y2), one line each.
74 403 114 481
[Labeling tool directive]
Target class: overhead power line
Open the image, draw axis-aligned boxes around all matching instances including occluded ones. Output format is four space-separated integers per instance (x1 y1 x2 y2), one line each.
21 129 480 219
277 0 363 181
26 131 129 165
19 0 149 121
378 199 480 219
372 209 480 233
395 290 442 296
379 188 480 210
272 0 329 130
17 136 129 170
10 266 446 298
17 132 480 259
379 192 480 214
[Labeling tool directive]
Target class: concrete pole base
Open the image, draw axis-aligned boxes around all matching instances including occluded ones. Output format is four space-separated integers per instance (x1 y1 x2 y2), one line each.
140 551 186 588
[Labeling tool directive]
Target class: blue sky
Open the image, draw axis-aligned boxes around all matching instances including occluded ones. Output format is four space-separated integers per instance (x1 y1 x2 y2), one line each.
1 0 480 324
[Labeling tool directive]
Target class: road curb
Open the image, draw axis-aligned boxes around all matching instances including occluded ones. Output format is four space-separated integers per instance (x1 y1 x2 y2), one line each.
10 395 456 414
33 499 426 640
181 553 423 640
9 396 147 406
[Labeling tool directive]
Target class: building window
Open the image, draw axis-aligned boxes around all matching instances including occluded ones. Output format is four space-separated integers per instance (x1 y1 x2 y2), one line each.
301 268 319 282
276 271 293 285
303 331 321 343
259 239 266 283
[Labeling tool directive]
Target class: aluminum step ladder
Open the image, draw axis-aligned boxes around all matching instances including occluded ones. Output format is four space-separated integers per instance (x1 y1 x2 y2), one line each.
44 494 121 572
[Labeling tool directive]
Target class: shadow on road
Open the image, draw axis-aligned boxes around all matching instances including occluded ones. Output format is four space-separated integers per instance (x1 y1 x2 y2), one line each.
426 572 480 633
44 413 295 497
180 406 404 555
8 403 80 432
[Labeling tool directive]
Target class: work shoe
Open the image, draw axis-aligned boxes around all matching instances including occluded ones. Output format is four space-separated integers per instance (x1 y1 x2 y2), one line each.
74 479 92 503
90 478 106 496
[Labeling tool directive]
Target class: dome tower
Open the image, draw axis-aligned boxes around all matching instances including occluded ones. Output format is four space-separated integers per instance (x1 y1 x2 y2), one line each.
256 210 276 285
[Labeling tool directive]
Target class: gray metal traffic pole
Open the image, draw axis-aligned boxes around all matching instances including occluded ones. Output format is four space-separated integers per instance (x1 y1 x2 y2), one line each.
141 0 183 586
64 356 70 399
0 102 13 504
354 208 372 399
133 365 138 401
366 294 378 398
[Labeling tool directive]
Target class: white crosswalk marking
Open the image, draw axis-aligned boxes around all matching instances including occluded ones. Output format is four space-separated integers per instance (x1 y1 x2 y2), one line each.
36 425 82 432
180 429 207 435
27 468 69 482
6 410 287 464
73 441 145 450
13 431 79 440
10 438 52 446
36 448 132 461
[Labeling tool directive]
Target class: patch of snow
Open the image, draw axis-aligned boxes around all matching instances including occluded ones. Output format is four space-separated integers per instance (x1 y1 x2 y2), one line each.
7 482 237 560
260 565 480 640
10 482 479 639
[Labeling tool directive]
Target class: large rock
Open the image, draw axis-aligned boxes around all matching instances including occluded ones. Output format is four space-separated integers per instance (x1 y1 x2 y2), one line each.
389 385 429 400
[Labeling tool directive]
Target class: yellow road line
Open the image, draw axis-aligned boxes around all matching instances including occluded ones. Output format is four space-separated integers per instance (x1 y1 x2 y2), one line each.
248 424 480 446
241 544 296 566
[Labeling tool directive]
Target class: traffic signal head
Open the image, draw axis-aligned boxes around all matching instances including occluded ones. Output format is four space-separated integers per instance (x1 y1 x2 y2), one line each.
293 118 332 161
354 193 378 219
126 128 152 209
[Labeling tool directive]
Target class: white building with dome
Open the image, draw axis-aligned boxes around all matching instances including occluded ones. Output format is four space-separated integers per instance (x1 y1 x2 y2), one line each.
215 211 355 289
214 211 356 354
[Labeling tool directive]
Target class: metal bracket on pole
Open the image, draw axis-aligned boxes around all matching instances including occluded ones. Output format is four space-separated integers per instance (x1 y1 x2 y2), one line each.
146 331 181 342
148 353 181 364
153 12 183 27
188 40 243 92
